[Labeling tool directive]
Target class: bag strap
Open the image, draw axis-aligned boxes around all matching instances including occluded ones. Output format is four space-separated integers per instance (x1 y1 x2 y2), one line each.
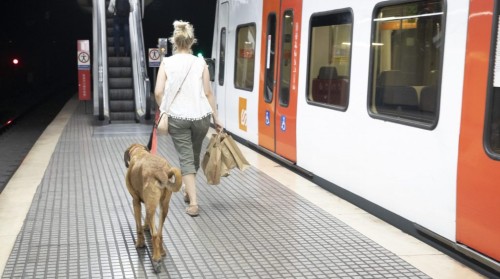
162 58 196 116
153 58 195 134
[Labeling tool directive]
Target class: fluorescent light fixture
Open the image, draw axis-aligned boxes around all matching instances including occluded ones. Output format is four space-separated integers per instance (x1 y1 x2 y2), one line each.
374 12 443 22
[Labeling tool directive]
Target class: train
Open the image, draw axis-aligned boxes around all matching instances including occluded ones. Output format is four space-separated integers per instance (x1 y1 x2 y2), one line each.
208 0 500 271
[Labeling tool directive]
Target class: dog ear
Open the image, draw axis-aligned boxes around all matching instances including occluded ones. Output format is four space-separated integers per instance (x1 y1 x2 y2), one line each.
124 148 131 168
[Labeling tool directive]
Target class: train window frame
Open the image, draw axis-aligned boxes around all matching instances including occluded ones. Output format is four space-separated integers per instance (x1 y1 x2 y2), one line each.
278 9 294 108
486 88 500 159
367 0 446 129
305 8 353 111
233 23 257 92
218 27 226 86
264 13 277 104
485 9 500 160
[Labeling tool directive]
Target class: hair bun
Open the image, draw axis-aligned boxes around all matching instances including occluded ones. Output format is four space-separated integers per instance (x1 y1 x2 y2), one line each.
173 20 189 30
169 19 197 53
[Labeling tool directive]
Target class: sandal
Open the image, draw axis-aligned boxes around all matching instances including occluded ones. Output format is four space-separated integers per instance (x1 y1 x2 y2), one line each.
186 205 199 217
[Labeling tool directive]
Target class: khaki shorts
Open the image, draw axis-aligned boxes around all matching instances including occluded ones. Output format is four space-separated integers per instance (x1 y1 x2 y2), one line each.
168 115 211 175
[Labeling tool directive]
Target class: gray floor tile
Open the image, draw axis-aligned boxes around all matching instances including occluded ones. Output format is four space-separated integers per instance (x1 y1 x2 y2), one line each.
1 104 430 279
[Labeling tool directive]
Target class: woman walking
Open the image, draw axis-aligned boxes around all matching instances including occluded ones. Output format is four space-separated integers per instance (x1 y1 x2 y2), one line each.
154 20 223 216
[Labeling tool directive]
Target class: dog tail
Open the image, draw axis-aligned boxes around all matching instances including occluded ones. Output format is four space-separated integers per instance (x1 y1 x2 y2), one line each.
166 168 182 192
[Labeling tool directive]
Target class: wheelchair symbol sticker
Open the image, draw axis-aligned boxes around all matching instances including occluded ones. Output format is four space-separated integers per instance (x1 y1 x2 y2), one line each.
280 116 286 131
265 110 270 126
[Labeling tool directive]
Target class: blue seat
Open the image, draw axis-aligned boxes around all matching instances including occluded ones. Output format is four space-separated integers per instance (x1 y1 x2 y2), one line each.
318 66 338 80
419 86 437 113
376 86 419 112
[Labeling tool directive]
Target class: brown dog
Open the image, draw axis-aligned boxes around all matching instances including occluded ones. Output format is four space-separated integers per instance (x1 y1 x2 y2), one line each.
123 143 182 272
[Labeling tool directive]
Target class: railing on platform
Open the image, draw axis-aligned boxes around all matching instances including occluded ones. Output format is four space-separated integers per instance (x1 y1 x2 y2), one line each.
130 0 151 122
92 0 150 123
92 0 109 121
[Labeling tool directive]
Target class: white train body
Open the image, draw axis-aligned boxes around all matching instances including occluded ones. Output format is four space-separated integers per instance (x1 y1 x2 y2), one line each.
210 0 500 267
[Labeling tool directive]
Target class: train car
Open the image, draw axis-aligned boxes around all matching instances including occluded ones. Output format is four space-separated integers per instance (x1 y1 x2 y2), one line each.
210 0 500 271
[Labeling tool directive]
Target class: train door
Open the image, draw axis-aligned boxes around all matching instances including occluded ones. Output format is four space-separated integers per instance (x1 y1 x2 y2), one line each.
257 0 302 162
457 0 500 262
215 1 229 125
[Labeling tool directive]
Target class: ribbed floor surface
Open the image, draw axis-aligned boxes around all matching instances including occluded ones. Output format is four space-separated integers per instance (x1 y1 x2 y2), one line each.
2 104 429 278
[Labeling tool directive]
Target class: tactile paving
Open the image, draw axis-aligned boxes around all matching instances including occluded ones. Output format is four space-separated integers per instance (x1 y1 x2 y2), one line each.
2 104 430 278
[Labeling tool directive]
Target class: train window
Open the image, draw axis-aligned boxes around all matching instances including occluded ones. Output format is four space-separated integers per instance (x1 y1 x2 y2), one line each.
264 13 277 103
234 24 256 91
306 10 353 109
369 1 444 127
218 28 226 86
279 10 294 107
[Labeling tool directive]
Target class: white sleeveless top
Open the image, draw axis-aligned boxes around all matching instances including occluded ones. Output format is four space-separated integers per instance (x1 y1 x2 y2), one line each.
159 54 212 120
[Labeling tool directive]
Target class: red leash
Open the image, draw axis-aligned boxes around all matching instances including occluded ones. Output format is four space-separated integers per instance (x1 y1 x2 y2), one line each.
150 110 160 154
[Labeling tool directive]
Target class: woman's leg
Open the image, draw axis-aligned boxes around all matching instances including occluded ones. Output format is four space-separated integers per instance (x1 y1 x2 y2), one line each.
169 117 202 216
184 116 210 216
183 173 198 215
191 116 211 171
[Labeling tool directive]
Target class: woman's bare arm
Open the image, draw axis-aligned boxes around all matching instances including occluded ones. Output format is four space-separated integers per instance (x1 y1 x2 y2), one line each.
154 61 167 107
203 66 223 131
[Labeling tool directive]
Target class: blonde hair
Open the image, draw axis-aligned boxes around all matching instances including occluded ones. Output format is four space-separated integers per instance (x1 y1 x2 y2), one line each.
169 20 197 54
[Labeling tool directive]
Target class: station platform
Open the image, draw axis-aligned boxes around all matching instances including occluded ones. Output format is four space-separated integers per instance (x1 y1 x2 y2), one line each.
0 97 486 278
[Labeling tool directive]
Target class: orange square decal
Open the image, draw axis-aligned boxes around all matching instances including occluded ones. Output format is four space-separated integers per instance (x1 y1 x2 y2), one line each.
238 97 247 131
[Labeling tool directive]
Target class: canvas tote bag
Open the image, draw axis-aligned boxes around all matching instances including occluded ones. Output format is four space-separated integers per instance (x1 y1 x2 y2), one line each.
202 131 250 185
